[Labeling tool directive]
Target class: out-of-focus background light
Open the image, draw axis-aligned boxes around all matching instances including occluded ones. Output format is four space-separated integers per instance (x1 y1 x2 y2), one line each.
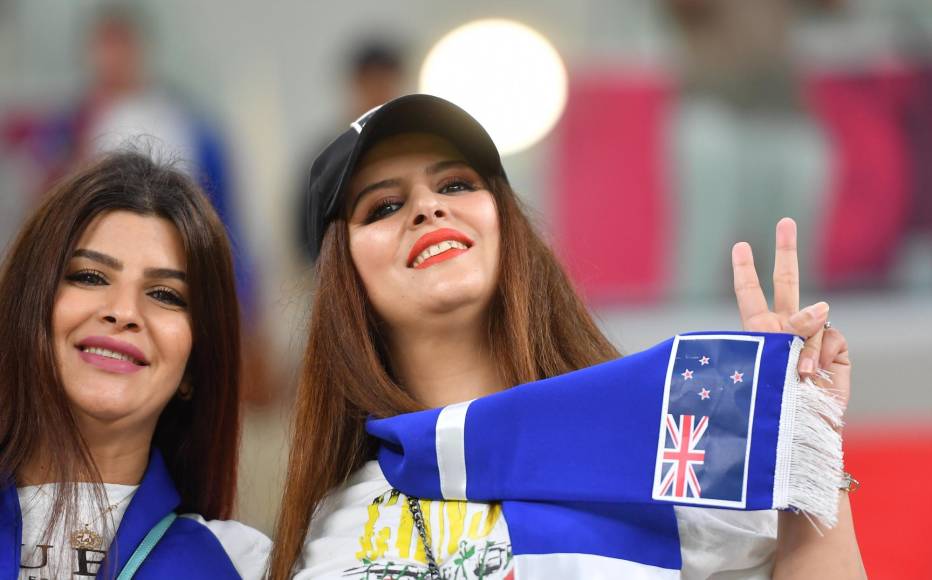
419 18 568 156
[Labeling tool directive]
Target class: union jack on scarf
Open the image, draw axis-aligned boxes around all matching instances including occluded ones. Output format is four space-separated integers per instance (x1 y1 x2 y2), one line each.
367 332 844 577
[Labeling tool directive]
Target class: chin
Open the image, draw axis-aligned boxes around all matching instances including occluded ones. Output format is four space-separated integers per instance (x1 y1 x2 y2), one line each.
65 381 141 423
421 282 495 317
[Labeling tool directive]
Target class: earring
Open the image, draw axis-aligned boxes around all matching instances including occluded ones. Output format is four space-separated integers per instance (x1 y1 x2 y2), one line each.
177 382 194 401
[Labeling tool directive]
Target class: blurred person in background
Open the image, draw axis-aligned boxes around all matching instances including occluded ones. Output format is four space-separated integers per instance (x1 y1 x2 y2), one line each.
293 38 408 263
1 5 273 404
558 0 925 303
665 0 832 300
270 95 864 579
667 0 926 296
0 152 269 579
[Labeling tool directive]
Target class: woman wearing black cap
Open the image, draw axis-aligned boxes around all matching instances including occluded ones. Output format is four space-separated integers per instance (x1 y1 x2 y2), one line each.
270 95 863 579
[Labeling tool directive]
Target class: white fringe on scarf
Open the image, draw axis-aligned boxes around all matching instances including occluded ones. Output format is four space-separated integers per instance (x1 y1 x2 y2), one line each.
772 337 845 527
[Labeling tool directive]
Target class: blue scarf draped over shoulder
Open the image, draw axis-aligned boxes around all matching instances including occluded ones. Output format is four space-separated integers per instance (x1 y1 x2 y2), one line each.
367 331 844 573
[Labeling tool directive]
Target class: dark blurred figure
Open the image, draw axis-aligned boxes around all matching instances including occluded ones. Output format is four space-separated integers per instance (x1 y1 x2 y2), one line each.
349 42 406 118
667 0 796 109
294 39 407 261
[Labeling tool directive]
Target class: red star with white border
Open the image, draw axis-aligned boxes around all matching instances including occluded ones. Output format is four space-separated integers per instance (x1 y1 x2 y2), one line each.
682 369 694 380
730 370 744 384
698 388 711 400
699 356 710 366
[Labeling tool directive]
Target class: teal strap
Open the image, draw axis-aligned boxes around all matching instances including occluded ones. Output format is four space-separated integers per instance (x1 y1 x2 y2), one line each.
116 512 177 580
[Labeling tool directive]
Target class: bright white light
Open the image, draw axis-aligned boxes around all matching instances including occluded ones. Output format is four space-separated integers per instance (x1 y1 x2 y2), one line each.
419 19 568 156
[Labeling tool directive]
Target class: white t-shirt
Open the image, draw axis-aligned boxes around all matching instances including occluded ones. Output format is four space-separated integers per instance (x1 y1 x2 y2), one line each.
17 483 270 580
297 461 777 579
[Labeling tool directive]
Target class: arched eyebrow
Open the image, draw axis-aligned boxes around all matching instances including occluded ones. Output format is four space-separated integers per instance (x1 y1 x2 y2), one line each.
353 178 402 207
144 267 186 282
73 249 120 269
72 248 186 282
425 159 473 175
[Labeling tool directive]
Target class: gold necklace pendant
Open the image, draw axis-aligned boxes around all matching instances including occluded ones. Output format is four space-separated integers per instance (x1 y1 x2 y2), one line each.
70 524 103 550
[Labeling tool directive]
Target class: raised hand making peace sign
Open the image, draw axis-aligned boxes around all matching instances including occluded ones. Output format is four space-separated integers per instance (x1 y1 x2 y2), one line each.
732 218 851 414
733 218 864 578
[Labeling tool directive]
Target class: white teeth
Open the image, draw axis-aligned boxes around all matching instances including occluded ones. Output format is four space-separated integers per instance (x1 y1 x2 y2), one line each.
412 240 468 267
81 346 140 364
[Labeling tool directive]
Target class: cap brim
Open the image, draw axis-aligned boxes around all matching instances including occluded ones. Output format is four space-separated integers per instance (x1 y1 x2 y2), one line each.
325 94 505 219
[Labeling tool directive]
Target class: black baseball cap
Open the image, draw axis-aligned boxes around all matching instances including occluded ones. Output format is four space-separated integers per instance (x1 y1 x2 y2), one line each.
305 94 507 260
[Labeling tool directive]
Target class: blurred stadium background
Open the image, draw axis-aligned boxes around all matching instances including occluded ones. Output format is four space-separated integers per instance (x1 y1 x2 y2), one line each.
1 1 929 577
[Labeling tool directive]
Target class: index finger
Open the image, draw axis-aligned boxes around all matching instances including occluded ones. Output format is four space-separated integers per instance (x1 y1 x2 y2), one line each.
773 218 800 316
732 242 770 328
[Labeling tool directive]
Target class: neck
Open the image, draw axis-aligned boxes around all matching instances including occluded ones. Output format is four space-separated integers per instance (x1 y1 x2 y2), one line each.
82 422 151 485
389 316 503 409
20 419 152 486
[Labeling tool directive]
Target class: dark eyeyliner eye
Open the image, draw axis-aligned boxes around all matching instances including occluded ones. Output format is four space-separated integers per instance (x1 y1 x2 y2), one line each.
149 286 188 308
364 197 404 224
437 176 479 194
65 269 107 285
359 173 484 224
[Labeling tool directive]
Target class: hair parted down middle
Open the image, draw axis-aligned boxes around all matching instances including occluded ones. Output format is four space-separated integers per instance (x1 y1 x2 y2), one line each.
0 152 242 534
269 174 620 579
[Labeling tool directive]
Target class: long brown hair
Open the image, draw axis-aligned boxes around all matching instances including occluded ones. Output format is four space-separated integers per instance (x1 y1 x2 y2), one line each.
0 152 241 521
269 174 620 578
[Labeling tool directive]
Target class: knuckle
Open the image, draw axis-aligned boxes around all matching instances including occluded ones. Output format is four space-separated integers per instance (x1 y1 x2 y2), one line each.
734 280 761 293
801 344 821 355
773 272 799 285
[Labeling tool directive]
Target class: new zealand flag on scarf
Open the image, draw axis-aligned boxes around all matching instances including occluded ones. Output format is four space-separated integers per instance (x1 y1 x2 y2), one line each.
367 332 843 577
653 334 762 507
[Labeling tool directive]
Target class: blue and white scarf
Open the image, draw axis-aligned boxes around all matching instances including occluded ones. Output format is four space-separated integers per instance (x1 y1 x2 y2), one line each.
367 332 844 577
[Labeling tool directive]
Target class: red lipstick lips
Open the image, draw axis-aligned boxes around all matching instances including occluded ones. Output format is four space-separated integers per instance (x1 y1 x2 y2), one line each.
407 228 474 269
76 336 149 374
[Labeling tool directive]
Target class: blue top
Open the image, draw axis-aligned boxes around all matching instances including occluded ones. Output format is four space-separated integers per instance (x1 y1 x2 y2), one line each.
0 451 241 579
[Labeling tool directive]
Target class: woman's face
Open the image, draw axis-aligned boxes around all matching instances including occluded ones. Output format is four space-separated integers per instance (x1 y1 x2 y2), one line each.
52 210 193 432
347 133 501 330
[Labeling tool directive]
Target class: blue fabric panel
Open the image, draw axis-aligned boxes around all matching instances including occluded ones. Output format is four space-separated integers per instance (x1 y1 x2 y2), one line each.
745 334 792 510
369 407 444 499
0 482 21 580
134 516 239 579
100 450 180 578
464 339 675 502
503 500 682 570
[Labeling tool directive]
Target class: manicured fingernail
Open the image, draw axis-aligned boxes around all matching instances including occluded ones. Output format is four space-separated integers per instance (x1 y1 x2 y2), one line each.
800 358 815 374
810 301 829 318
793 302 829 325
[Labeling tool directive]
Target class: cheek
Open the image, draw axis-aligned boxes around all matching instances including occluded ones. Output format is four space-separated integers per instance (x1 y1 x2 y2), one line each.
349 226 400 290
467 193 501 270
51 287 93 353
152 313 193 379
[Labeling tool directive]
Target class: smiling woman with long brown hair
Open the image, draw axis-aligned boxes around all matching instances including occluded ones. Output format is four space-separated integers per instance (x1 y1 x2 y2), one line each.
0 152 269 579
271 95 864 579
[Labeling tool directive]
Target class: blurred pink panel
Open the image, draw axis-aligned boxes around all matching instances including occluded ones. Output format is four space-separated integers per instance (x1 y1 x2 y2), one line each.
553 72 674 304
805 73 911 288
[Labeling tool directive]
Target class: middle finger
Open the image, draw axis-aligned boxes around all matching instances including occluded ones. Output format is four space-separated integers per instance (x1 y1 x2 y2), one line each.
773 217 800 316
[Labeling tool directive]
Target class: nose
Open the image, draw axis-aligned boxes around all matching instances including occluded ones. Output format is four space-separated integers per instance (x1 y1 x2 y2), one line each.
100 287 142 331
409 186 448 227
